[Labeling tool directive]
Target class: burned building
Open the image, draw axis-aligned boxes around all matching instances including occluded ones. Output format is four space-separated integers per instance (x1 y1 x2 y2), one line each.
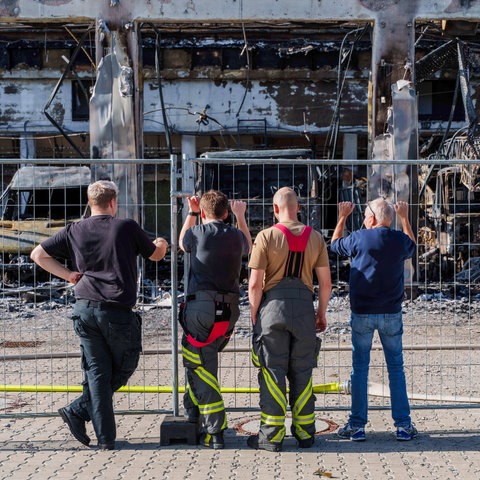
1 1 480 282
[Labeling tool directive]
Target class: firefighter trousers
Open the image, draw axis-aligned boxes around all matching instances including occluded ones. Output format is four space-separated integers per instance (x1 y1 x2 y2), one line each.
181 290 240 434
252 278 321 445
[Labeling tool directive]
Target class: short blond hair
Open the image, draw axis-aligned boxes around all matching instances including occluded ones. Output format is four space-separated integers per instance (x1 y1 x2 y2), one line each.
87 180 118 208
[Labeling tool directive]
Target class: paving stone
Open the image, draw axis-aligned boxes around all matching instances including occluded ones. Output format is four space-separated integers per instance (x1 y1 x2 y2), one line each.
1 407 480 479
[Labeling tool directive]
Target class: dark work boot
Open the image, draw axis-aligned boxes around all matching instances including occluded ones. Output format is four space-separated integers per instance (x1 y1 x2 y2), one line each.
58 407 90 447
247 435 282 452
199 432 224 449
98 442 115 450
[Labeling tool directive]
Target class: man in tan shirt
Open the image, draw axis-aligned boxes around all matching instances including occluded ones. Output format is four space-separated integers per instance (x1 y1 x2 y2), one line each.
247 187 332 452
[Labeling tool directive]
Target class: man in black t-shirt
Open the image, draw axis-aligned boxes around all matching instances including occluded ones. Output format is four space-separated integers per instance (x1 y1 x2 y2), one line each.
179 190 251 449
31 180 167 450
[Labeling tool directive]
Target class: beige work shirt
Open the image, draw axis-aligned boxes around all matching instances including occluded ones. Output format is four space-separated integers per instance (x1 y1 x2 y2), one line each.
248 220 329 293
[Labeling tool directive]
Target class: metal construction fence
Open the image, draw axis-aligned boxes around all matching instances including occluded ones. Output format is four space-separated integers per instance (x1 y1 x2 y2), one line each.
0 156 480 421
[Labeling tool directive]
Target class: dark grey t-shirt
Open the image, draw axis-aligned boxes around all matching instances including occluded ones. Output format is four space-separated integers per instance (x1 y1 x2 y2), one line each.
183 221 249 295
41 215 155 307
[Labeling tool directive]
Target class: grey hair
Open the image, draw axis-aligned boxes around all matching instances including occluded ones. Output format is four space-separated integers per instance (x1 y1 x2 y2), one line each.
369 197 394 224
87 180 119 207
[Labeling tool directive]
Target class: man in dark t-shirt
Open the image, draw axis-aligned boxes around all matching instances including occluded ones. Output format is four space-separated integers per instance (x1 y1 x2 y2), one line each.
330 198 418 442
179 190 251 449
31 180 167 450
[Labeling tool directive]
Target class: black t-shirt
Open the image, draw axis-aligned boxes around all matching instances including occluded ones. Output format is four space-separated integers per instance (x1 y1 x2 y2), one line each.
183 221 250 295
41 215 156 307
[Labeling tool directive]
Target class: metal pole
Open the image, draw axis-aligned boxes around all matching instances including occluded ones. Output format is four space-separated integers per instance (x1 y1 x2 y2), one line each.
0 157 476 167
170 154 179 416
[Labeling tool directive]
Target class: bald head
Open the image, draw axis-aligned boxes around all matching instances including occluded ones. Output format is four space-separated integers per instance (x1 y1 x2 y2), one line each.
273 187 299 221
273 187 298 208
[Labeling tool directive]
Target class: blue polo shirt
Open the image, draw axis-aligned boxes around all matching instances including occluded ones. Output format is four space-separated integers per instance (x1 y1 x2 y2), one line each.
330 227 416 314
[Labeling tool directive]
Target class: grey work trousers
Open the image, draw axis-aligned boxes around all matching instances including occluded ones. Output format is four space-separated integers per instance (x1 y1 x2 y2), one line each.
181 290 240 434
252 277 320 445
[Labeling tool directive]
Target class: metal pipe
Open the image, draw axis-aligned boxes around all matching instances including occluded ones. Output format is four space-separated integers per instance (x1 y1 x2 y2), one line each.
0 158 476 166
190 158 480 166
365 381 480 404
1 403 478 420
3 344 480 362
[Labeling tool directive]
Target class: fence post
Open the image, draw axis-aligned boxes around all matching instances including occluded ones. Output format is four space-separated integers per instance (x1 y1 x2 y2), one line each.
170 154 179 416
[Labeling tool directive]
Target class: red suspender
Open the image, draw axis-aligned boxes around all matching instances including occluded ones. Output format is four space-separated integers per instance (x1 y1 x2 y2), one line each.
273 224 312 278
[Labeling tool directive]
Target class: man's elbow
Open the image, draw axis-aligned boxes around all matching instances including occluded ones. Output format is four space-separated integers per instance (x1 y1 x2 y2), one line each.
149 246 167 262
30 245 42 264
248 280 263 297
178 234 188 252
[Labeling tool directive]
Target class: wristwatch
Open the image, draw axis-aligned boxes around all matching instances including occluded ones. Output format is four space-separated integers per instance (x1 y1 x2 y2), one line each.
188 211 200 217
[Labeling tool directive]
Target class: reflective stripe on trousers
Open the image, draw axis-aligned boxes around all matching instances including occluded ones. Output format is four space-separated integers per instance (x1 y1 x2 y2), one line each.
181 290 239 434
252 277 319 444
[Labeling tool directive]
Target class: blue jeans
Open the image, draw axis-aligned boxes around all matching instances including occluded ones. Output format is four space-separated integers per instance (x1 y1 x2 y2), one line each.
349 312 411 428
68 300 142 444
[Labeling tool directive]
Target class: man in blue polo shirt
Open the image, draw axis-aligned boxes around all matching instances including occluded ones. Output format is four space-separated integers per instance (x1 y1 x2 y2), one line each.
330 197 417 442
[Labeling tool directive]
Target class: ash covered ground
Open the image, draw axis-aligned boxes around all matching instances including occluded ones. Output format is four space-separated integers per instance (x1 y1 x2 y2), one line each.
1 281 480 351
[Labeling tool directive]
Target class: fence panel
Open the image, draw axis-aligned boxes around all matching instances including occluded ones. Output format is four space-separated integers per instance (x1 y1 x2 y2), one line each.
0 158 174 418
1 156 480 420
191 156 480 414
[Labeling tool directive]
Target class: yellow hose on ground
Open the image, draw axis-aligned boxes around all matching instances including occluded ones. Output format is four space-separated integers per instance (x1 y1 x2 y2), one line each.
0 382 344 394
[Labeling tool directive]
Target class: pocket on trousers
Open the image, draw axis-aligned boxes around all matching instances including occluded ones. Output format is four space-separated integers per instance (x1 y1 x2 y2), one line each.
350 314 372 335
383 313 403 336
181 335 203 369
252 335 266 368
116 348 141 387
109 312 141 348
72 316 89 338
313 336 322 367
109 322 133 344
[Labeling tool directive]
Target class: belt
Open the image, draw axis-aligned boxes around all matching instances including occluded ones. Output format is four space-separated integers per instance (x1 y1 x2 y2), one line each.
186 291 239 303
264 286 314 301
75 299 132 312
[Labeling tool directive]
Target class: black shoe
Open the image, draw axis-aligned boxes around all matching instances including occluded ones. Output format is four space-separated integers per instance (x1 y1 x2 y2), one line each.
98 443 115 450
290 424 315 448
184 407 199 423
58 407 90 447
247 435 282 452
296 436 315 448
199 432 224 450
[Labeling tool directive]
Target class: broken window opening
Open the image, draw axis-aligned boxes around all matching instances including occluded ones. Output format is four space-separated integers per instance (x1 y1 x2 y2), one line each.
72 79 91 121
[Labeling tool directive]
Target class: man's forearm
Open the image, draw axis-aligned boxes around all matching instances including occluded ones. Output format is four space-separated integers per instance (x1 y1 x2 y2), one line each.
401 217 416 243
179 215 197 251
249 286 263 323
248 268 264 325
316 267 332 317
235 215 252 251
331 217 348 242
37 257 72 282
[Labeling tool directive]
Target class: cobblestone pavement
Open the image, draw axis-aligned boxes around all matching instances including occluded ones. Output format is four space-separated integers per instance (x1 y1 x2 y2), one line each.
1 407 480 480
2 301 480 479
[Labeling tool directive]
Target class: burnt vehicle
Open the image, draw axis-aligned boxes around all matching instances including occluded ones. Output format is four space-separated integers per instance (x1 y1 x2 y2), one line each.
0 165 90 283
